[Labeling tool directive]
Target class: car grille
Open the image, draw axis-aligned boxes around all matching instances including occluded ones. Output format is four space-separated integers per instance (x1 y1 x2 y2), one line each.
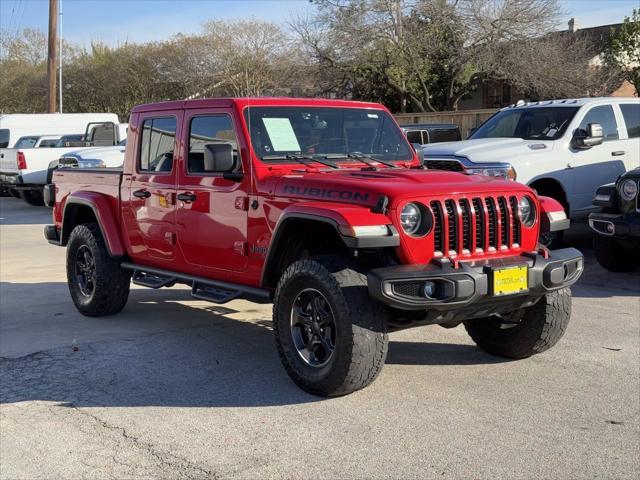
430 195 522 256
424 159 464 172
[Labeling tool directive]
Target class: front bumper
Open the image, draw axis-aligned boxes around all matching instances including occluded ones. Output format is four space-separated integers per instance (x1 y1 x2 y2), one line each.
589 212 640 239
368 248 583 313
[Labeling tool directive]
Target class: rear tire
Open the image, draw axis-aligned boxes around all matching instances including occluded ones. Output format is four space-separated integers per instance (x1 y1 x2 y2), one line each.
593 235 640 272
67 223 131 316
19 189 44 206
464 288 571 359
273 255 388 397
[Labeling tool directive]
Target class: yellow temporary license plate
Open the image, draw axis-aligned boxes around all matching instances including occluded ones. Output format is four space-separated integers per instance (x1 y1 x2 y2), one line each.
492 265 528 296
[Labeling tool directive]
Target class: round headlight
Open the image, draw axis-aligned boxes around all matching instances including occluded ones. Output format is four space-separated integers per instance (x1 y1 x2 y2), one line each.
620 179 638 201
400 203 422 235
518 196 535 227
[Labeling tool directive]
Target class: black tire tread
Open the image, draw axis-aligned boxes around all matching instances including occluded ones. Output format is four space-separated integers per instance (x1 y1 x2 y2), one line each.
464 288 571 359
67 223 130 316
273 255 388 396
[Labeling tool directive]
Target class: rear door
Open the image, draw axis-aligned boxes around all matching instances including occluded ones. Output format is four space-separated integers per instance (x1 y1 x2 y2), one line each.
618 103 640 170
175 109 249 273
123 113 181 263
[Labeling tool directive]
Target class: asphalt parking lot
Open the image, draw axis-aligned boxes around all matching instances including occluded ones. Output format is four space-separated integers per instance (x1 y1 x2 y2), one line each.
0 196 638 479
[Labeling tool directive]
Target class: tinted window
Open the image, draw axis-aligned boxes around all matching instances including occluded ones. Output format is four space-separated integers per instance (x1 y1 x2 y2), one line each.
578 105 619 141
0 129 9 148
406 130 426 144
470 107 578 140
430 128 461 143
188 115 239 173
38 139 59 148
15 136 39 149
620 104 640 139
245 107 412 162
139 117 176 173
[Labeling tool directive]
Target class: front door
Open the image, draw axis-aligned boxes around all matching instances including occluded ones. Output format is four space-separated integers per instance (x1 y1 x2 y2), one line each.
569 104 628 216
175 110 249 274
124 114 181 263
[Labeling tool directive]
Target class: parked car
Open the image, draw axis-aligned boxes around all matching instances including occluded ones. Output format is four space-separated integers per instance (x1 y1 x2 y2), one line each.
401 123 461 145
54 134 85 147
45 97 582 397
589 167 640 272
46 142 127 182
420 97 640 245
0 116 125 205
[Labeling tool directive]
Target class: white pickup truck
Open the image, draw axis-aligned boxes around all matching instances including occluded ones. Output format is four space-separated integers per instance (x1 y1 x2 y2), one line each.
421 97 640 240
0 118 126 205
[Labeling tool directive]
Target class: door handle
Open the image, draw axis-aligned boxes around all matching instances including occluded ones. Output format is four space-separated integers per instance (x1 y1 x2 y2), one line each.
177 192 197 202
133 189 151 199
611 151 625 156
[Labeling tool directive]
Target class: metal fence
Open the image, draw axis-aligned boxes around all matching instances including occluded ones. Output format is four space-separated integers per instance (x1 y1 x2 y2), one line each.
394 108 498 138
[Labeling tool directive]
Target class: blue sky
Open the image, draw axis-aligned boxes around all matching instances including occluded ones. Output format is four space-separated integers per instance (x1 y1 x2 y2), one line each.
1 0 637 47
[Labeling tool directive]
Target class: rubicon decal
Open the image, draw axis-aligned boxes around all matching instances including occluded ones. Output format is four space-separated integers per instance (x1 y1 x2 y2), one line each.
282 185 369 202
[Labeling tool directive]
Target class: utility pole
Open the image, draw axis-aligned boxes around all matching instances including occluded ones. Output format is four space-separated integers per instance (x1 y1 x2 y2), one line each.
47 0 58 113
58 0 63 113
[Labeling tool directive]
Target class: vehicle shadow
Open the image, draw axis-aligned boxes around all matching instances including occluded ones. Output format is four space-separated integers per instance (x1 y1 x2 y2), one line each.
0 281 513 408
0 197 51 225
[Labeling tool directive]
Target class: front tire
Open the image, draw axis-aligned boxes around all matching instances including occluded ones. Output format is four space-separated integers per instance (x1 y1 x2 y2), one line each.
273 255 388 397
67 223 131 316
593 235 640 272
19 189 44 206
464 288 571 359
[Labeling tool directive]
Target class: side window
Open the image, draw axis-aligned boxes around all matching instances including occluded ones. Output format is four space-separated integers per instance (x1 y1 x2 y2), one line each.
620 104 640 139
578 105 619 141
188 115 239 174
138 117 176 173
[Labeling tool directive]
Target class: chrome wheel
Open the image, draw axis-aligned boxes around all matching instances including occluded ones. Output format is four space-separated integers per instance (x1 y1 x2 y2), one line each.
290 288 336 367
75 245 96 297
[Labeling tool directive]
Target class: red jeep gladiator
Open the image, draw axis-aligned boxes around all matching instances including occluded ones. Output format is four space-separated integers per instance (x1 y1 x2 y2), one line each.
44 98 583 396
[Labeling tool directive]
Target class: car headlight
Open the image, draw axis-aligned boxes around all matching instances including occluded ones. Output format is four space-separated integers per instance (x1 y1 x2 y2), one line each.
400 203 421 235
620 179 638 201
465 165 517 180
518 196 536 227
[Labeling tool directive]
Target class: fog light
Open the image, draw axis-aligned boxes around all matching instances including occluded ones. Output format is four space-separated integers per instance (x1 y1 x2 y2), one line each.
606 223 614 233
423 281 436 298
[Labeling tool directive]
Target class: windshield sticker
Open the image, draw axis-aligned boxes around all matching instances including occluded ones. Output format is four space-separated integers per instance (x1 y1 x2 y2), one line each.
262 118 301 151
367 113 379 118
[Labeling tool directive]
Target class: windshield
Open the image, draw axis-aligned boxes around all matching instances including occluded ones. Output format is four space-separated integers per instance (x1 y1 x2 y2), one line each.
470 107 579 140
15 136 39 149
244 107 412 162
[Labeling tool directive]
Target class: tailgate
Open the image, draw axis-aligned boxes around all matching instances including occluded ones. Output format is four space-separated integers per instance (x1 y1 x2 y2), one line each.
0 149 18 174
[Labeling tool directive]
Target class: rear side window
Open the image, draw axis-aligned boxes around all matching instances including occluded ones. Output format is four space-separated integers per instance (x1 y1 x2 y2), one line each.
138 117 176 173
620 104 640 139
38 139 58 148
578 105 619 141
0 129 9 148
430 128 461 143
187 115 239 174
406 130 426 144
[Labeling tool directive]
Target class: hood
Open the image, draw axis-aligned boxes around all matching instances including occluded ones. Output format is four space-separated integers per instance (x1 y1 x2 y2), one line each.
421 137 554 164
273 168 531 207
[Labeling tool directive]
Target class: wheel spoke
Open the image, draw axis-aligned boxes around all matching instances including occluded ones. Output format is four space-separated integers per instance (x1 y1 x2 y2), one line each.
290 288 336 368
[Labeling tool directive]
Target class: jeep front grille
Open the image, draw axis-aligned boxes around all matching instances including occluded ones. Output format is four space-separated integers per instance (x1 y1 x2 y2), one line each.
430 195 521 256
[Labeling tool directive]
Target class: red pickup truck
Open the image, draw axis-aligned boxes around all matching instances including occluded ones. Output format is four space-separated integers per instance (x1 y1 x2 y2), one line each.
45 98 583 396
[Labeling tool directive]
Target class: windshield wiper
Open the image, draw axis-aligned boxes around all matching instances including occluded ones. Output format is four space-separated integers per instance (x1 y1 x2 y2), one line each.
325 153 399 169
261 154 338 169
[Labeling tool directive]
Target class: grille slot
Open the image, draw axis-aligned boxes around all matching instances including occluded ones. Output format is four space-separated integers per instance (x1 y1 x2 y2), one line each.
509 196 521 245
425 160 464 172
459 199 472 252
485 197 498 249
430 200 444 253
498 197 510 246
444 200 458 253
472 198 485 250
392 282 423 298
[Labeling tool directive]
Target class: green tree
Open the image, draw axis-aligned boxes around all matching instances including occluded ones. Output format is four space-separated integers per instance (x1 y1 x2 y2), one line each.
605 9 640 95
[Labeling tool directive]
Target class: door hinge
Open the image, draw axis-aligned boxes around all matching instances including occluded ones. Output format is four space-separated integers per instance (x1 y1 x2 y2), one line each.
235 196 249 211
233 241 248 256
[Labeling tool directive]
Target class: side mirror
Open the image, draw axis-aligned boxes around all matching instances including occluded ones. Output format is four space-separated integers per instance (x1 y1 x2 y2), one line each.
412 143 425 166
573 123 604 149
203 143 242 180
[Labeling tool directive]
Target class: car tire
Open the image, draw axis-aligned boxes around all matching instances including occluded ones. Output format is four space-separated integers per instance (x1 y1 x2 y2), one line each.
593 235 640 272
464 288 571 359
19 189 45 206
539 230 564 249
273 255 388 397
67 223 131 316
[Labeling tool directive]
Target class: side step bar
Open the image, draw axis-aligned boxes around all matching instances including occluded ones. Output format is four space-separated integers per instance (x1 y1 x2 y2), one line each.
121 262 271 304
